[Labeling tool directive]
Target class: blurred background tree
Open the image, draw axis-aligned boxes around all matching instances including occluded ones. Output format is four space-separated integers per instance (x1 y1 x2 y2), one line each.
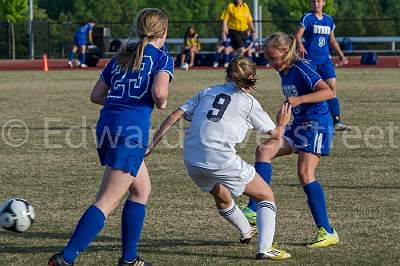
0 0 28 59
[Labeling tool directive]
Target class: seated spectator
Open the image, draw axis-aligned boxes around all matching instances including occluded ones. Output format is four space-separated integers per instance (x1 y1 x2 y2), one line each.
180 26 201 69
243 30 256 59
213 33 234 68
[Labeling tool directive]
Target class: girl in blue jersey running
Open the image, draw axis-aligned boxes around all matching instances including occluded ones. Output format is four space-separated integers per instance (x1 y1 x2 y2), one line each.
295 0 349 131
48 8 173 266
243 32 339 248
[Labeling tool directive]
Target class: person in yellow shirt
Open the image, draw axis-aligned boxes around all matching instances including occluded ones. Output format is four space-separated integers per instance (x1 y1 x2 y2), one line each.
180 26 201 69
221 0 255 55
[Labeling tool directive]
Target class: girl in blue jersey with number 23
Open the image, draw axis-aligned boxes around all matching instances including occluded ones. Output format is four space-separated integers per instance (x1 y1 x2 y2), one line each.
48 8 173 266
243 32 340 248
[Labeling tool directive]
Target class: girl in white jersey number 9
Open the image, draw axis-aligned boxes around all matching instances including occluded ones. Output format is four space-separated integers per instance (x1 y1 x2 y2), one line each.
147 56 292 260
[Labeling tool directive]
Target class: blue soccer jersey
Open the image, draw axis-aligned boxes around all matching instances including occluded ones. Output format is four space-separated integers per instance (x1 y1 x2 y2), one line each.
300 12 335 64
75 23 94 39
279 60 330 124
96 44 174 145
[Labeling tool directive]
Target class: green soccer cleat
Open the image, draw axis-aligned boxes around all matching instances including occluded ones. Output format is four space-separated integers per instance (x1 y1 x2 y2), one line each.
241 206 257 226
307 227 339 248
256 247 292 260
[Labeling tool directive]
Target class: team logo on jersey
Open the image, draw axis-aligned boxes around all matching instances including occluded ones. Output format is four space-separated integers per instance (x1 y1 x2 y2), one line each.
313 25 331 35
282 85 301 114
318 37 326 47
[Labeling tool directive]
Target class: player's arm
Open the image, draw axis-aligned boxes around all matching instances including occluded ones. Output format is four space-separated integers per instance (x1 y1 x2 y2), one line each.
152 72 170 109
90 79 109 105
247 21 255 33
295 25 307 58
246 4 255 33
221 21 228 39
330 31 348 66
88 30 94 44
267 102 291 140
220 8 229 38
286 80 335 107
146 108 185 156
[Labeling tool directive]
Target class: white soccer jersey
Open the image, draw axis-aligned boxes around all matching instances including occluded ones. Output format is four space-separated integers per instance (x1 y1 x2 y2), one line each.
180 82 276 169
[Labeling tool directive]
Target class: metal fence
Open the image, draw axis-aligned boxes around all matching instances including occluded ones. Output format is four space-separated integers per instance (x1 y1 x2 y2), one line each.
1 19 399 59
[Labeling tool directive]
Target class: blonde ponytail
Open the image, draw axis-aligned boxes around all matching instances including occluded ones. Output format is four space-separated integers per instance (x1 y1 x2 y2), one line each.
226 56 257 91
132 36 149 70
264 32 300 67
116 8 168 71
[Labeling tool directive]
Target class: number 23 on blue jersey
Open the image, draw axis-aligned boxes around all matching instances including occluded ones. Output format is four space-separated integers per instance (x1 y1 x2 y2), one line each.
107 56 153 100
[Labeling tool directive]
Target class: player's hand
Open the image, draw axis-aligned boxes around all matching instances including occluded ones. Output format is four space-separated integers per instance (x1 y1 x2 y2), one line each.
286 96 302 108
276 102 292 126
338 55 348 66
297 45 307 58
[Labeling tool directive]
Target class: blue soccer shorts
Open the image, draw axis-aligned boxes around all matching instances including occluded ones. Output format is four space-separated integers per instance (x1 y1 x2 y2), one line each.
313 63 336 80
73 34 87 47
96 134 145 177
284 121 334 156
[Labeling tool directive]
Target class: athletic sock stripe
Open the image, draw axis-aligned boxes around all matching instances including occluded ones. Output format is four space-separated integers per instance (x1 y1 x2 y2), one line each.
219 205 237 217
258 205 277 213
257 201 276 209
257 201 277 213
257 201 276 210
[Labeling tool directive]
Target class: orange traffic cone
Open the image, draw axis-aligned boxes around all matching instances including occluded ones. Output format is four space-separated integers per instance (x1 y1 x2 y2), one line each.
42 53 49 72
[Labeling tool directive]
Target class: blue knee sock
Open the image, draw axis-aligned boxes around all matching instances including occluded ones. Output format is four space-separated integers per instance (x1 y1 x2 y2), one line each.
213 52 220 64
68 51 74 61
303 181 333 233
63 205 105 264
328 97 341 122
248 162 272 212
122 200 146 262
79 53 86 65
223 53 230 64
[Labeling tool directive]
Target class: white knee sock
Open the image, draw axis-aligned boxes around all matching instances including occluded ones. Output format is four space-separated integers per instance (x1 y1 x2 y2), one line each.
257 200 277 253
218 200 251 236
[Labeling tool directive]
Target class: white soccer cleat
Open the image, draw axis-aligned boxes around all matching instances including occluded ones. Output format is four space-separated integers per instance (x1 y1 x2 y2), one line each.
67 61 73 68
256 248 291 260
80 64 88 68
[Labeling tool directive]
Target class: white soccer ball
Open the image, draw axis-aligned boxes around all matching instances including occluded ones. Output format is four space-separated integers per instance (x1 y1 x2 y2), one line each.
0 198 35 233
180 63 189 71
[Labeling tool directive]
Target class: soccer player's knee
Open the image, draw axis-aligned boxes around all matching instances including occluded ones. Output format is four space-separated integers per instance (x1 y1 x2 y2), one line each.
254 189 274 202
297 169 315 185
130 186 151 201
95 198 120 215
255 145 273 161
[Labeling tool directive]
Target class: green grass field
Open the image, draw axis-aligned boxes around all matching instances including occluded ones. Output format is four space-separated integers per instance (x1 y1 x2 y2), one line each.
1 68 400 265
